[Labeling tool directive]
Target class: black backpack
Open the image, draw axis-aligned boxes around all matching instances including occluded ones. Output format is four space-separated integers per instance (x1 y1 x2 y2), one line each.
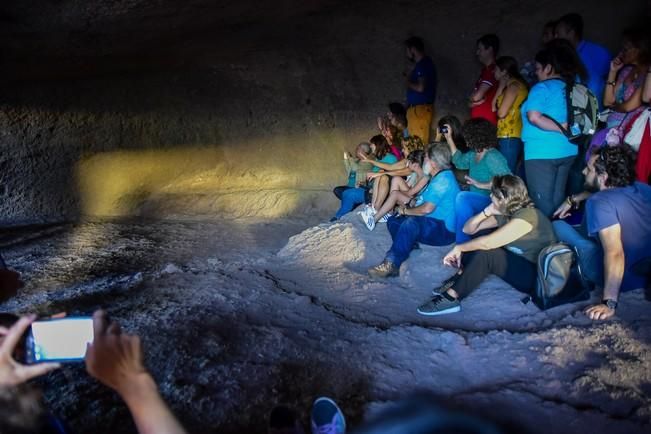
522 243 591 310
542 79 598 144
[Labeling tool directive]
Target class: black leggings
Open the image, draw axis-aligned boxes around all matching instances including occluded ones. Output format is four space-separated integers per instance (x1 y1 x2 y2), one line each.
452 249 537 299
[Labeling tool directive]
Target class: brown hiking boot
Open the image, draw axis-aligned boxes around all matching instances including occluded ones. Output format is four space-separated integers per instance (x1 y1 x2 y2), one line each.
368 260 399 278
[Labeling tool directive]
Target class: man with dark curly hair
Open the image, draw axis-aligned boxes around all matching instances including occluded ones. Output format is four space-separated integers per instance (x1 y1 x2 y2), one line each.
552 145 651 320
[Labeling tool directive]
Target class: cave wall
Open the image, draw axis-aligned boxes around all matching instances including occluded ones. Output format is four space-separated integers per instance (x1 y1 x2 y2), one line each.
0 0 647 224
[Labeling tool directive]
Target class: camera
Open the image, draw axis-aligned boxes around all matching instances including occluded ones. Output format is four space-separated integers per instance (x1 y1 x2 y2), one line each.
439 126 449 134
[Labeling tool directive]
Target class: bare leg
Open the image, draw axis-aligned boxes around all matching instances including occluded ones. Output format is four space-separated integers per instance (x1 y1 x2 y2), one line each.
370 177 380 209
375 190 412 222
390 176 410 193
373 175 390 210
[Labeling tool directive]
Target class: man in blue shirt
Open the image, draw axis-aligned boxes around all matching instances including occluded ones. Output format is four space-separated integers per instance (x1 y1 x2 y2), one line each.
552 145 651 320
369 143 458 278
555 13 610 110
404 36 437 143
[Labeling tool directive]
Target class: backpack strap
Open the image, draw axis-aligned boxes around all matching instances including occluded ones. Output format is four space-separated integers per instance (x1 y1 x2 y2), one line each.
541 114 571 138
541 77 574 139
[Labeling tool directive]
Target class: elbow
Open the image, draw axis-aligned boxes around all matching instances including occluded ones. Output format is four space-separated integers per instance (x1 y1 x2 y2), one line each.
526 111 538 124
475 238 493 250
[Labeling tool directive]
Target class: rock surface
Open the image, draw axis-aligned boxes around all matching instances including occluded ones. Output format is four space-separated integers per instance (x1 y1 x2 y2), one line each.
1 215 649 433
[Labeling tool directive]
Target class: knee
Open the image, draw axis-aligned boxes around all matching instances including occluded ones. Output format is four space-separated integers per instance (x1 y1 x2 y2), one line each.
455 192 469 207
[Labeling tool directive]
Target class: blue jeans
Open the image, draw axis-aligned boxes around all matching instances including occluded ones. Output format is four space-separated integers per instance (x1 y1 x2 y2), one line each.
385 216 455 267
498 137 523 175
454 191 491 243
552 220 603 286
334 187 367 219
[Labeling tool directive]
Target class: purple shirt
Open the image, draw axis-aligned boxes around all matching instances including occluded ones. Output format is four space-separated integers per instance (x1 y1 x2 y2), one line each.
586 182 651 291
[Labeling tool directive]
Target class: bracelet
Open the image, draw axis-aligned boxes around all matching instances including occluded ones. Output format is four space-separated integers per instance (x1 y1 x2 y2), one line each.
482 209 489 218
606 80 616 86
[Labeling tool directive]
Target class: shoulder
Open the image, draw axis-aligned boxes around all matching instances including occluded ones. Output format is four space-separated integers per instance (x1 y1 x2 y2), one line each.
512 206 538 221
587 40 610 57
480 66 496 82
433 170 457 187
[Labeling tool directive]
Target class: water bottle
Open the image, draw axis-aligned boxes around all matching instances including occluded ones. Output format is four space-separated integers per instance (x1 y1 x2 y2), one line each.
347 170 357 187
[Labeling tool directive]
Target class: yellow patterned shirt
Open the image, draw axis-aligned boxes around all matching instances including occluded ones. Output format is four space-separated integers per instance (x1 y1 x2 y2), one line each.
496 79 528 138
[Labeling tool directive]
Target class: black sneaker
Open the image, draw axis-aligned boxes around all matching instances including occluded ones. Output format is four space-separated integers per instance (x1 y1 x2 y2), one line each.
417 293 461 316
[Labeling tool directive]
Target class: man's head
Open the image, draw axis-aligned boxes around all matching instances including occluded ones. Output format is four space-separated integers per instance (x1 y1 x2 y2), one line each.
424 142 451 175
583 145 637 192
542 20 557 44
355 142 372 159
555 13 583 46
476 34 499 65
405 36 425 63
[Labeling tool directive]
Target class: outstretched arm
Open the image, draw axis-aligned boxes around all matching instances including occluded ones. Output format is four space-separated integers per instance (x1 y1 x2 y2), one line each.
86 311 187 434
585 224 625 320
364 158 407 171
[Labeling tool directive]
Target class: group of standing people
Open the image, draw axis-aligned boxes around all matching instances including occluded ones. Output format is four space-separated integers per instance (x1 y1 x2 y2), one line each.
332 12 651 319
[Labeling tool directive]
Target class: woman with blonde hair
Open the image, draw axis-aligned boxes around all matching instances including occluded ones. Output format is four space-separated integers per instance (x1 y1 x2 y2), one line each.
417 174 557 316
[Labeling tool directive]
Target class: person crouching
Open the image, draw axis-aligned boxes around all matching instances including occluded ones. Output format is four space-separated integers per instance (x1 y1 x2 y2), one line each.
368 143 459 278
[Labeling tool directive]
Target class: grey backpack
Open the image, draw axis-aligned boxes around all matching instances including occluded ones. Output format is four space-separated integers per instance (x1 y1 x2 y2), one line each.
525 243 590 310
542 80 598 144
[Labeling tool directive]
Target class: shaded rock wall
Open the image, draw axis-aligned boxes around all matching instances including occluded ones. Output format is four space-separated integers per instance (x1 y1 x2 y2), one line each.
0 0 647 224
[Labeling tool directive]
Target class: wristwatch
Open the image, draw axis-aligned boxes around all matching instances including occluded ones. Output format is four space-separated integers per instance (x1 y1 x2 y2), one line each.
602 299 618 310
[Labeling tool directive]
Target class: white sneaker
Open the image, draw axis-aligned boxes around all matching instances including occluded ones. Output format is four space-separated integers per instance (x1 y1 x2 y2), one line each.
364 213 376 231
357 204 372 216
377 212 392 223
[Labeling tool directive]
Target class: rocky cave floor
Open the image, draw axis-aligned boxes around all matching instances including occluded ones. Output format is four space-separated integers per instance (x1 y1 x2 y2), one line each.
1 213 650 434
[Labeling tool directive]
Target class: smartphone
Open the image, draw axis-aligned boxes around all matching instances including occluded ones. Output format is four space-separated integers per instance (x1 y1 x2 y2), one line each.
25 317 94 364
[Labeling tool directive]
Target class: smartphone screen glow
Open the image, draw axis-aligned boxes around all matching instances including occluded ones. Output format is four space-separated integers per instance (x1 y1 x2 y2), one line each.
31 318 94 362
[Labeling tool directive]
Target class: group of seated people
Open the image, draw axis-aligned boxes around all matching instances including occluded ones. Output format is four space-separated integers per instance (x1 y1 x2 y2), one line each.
332 13 651 320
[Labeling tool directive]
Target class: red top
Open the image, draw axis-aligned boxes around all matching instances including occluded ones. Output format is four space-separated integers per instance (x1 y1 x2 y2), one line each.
470 64 498 125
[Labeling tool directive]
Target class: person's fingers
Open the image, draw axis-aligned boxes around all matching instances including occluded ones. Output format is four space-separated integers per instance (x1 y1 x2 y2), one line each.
107 322 122 336
17 362 61 382
1 315 36 357
130 335 143 365
0 326 9 336
92 310 109 338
